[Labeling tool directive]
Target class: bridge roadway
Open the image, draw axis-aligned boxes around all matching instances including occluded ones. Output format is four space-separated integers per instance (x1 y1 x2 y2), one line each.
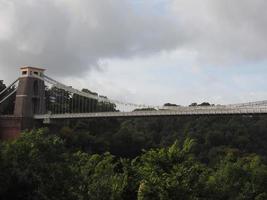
34 105 267 120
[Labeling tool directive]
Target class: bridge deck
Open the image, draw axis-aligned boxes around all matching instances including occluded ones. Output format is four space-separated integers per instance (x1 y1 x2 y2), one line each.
34 106 267 119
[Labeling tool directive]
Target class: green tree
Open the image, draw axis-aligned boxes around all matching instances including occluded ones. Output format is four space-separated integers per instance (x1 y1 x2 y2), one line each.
136 139 211 200
208 152 267 200
0 129 78 200
71 152 128 200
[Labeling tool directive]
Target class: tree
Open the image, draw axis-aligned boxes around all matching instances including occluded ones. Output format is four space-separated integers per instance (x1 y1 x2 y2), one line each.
133 108 156 111
189 102 198 107
163 103 180 107
0 129 129 200
136 139 211 200
111 121 148 158
199 102 211 106
1 128 267 199
0 129 78 200
208 153 267 200
71 152 128 200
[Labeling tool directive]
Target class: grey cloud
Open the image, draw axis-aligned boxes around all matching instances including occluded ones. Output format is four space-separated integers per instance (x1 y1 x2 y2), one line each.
0 0 182 78
172 0 267 65
1 0 267 80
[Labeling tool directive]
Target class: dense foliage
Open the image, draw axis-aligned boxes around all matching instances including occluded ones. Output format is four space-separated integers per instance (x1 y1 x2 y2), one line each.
55 116 267 162
1 117 267 200
0 80 15 114
1 79 267 199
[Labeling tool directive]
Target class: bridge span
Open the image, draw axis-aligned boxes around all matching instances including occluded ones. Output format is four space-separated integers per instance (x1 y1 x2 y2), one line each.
34 106 267 120
1 66 267 139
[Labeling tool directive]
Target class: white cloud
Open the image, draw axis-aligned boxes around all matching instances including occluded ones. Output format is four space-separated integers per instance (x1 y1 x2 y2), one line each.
0 0 181 78
1 0 267 105
170 0 267 65
0 1 14 40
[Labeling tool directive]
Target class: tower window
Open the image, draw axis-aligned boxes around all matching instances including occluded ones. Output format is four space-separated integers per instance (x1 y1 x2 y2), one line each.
34 71 39 76
22 71 27 75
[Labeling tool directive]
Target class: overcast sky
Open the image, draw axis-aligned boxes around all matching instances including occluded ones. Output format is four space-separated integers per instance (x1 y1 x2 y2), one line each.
1 0 267 106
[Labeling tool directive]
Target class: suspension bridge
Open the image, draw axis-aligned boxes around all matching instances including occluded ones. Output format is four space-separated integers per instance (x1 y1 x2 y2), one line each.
1 66 267 139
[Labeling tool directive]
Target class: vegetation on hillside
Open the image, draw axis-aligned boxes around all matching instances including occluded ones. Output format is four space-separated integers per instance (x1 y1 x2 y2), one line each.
1 80 267 199
55 116 267 162
0 117 267 200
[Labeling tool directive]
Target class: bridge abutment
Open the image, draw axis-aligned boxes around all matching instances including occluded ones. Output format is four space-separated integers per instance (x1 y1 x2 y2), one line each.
0 116 35 139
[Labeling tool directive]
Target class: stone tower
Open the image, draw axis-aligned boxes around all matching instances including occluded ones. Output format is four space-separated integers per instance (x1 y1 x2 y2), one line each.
14 67 46 128
0 67 46 139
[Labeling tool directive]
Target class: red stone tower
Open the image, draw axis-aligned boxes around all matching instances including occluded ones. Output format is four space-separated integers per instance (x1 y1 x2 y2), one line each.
14 66 46 118
0 66 46 139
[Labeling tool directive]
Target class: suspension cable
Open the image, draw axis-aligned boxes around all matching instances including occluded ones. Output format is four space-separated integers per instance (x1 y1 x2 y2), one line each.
43 75 160 110
0 79 18 96
0 89 17 105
